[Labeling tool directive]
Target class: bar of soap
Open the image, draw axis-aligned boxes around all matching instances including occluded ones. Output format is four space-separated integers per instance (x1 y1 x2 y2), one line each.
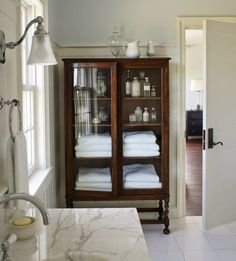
12 217 33 226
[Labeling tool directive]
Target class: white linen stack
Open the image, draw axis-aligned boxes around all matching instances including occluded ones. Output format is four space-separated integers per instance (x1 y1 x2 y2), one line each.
75 167 112 191
6 131 29 210
123 131 160 157
75 133 112 158
123 164 162 189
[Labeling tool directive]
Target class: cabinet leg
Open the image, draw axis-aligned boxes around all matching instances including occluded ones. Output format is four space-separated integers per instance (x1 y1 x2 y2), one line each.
158 200 163 221
66 198 73 208
163 198 170 235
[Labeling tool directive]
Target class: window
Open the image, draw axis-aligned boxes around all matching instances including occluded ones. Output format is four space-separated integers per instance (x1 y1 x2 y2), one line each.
21 0 45 175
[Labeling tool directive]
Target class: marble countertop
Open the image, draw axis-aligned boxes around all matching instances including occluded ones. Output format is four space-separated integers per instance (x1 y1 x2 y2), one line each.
9 208 150 261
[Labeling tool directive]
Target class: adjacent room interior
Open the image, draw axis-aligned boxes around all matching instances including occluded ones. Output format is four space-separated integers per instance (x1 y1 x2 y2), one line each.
185 29 203 216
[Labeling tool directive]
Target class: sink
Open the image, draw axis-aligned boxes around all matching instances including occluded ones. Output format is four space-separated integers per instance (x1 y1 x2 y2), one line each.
44 252 109 261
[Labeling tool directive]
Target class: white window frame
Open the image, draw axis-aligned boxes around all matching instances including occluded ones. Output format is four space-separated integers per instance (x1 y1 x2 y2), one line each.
20 0 53 177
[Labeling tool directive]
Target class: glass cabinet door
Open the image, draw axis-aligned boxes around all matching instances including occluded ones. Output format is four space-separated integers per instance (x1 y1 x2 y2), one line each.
72 64 114 192
120 66 164 193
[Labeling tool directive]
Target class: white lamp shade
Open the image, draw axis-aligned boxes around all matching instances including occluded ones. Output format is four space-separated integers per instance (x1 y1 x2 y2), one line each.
27 33 57 65
190 79 203 91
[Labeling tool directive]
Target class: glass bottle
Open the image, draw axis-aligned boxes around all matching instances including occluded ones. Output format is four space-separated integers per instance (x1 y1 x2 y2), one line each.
150 107 157 122
125 70 132 97
143 107 149 123
139 71 145 97
134 106 143 122
131 77 141 97
143 77 151 97
96 72 107 96
151 85 156 97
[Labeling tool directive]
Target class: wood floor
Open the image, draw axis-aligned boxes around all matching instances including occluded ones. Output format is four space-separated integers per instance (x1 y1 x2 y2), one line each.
185 139 202 216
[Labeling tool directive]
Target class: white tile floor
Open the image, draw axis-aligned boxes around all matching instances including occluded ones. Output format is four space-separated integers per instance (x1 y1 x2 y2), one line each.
142 216 236 261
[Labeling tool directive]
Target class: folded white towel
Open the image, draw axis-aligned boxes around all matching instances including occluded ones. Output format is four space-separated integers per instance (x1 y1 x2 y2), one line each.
77 167 111 183
75 143 111 152
123 164 159 182
12 131 29 210
14 132 29 193
124 182 162 189
123 143 160 151
6 138 15 194
123 150 160 157
75 182 112 191
123 131 156 144
75 151 112 158
78 133 111 145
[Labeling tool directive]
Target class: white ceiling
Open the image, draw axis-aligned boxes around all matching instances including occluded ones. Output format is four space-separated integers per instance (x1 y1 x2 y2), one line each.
186 29 203 45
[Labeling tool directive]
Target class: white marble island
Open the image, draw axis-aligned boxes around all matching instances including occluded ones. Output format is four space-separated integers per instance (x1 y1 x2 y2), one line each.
9 208 150 261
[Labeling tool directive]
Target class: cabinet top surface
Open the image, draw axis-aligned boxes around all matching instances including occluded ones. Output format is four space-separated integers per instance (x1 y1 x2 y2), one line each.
62 57 171 63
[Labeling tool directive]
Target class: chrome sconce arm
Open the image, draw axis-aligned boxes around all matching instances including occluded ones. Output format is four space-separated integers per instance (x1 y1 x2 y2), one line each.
0 16 57 65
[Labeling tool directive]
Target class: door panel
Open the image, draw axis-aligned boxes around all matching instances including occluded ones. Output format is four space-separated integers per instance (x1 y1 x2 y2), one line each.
203 20 236 229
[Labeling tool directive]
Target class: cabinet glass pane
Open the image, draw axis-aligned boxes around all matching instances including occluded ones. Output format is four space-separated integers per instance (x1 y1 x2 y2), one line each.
72 66 112 192
121 67 163 191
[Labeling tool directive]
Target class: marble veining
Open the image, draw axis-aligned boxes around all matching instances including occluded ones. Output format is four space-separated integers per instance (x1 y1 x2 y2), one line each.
9 208 150 261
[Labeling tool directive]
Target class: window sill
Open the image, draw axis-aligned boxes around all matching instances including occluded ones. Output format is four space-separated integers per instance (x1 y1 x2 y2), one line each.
29 167 53 196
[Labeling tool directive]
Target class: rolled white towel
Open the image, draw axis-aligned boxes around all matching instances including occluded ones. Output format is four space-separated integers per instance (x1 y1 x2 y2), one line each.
123 150 160 157
123 164 159 182
123 143 160 151
75 143 111 152
123 131 156 144
75 151 112 158
77 167 111 183
78 133 111 146
124 181 162 189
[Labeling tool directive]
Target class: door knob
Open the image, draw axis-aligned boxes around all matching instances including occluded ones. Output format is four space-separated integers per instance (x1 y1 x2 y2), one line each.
213 141 223 146
208 128 223 149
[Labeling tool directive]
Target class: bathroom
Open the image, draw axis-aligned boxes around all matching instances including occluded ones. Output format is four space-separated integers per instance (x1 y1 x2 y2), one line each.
1 0 236 260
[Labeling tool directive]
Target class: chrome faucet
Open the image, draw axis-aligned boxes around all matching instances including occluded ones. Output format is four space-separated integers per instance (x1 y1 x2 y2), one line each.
0 193 50 225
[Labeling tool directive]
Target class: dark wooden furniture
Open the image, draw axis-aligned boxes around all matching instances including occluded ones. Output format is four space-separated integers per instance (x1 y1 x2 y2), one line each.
63 58 170 234
186 110 203 140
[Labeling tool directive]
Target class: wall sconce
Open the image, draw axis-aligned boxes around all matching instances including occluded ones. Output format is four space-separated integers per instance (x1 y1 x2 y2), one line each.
0 16 57 65
190 79 203 110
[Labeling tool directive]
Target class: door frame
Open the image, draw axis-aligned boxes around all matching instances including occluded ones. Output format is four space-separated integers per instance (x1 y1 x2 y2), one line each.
176 16 236 218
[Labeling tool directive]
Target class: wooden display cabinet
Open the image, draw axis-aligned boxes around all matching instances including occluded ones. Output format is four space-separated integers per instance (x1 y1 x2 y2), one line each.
63 58 171 234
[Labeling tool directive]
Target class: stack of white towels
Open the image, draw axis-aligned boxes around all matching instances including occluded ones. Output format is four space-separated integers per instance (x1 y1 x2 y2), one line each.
123 131 160 157
75 167 112 191
75 133 112 158
123 164 162 189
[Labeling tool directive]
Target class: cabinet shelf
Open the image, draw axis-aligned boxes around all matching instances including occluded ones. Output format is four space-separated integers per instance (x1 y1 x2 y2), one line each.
73 123 111 127
123 97 161 101
123 156 161 160
73 97 111 101
123 122 161 127
73 157 112 160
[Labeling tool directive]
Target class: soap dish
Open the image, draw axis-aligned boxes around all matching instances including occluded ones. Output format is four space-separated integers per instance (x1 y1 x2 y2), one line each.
9 216 37 240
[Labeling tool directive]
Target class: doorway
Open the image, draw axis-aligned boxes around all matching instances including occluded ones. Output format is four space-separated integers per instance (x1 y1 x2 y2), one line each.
185 29 203 216
177 16 236 224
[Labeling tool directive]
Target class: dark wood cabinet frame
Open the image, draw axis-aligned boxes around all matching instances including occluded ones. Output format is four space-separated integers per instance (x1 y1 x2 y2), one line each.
63 58 171 234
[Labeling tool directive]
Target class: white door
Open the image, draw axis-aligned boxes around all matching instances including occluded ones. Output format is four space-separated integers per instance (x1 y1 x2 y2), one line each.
202 20 236 229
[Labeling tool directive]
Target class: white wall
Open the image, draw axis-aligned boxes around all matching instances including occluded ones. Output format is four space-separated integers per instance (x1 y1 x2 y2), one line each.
0 0 20 241
0 0 19 194
48 0 236 46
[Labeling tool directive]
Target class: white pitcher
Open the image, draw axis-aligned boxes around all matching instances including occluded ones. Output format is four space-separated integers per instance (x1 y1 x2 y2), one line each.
123 41 140 58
